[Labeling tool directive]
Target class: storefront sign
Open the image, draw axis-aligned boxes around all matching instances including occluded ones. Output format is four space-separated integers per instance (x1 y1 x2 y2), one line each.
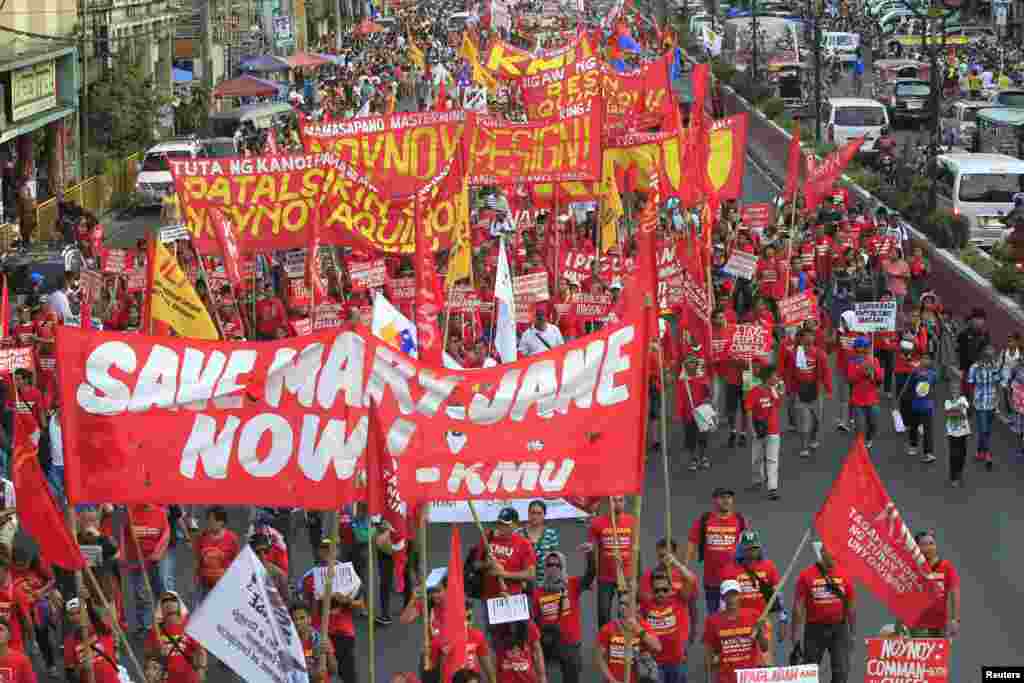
10 61 57 122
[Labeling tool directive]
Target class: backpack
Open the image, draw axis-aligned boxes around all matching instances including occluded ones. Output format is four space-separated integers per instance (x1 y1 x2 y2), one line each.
697 512 747 563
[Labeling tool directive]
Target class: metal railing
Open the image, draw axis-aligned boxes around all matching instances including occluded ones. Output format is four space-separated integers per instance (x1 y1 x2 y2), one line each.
34 152 142 240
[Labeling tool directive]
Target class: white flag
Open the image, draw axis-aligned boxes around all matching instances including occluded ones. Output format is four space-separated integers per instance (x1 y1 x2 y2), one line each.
187 546 308 683
494 238 518 364
371 292 464 369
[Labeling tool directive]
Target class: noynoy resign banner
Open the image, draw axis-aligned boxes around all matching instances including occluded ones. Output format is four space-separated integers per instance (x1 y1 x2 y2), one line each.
300 110 466 196
466 103 601 185
171 151 465 254
56 317 648 508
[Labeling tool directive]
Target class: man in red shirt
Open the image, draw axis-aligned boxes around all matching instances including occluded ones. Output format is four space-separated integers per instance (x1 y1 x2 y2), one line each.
584 497 637 627
789 543 856 683
0 556 31 654
847 336 882 448
124 504 171 637
193 506 240 603
685 489 747 615
12 370 43 430
719 530 782 665
145 592 205 683
301 539 363 683
429 602 495 683
744 365 784 500
596 592 661 683
63 598 120 683
0 617 35 683
786 327 833 459
907 532 960 637
530 551 587 683
470 508 536 615
638 539 698 611
255 282 289 339
292 602 337 683
703 580 767 683
640 573 692 683
709 309 746 447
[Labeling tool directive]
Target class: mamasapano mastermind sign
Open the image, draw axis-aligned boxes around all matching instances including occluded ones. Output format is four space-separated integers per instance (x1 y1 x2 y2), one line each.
56 318 648 508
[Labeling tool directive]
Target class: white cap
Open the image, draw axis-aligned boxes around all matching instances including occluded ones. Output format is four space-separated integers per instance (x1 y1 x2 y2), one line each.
720 579 742 596
65 598 81 613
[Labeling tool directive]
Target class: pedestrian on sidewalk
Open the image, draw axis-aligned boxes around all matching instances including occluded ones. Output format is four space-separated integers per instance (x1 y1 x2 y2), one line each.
967 344 1000 470
847 337 882 449
744 365 784 500
944 382 971 487
908 353 938 464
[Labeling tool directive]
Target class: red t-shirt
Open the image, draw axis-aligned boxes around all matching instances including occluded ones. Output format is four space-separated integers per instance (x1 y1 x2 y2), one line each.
64 631 120 683
703 608 762 683
688 513 745 588
430 627 490 673
494 622 541 683
743 385 781 435
598 620 656 683
531 576 583 645
912 559 959 631
0 649 36 683
256 297 289 337
11 323 34 347
638 565 696 605
126 505 169 559
719 560 781 615
589 514 637 584
0 579 31 651
474 532 535 599
794 565 855 625
847 356 882 406
145 621 201 683
195 529 241 588
302 568 355 637
640 598 690 665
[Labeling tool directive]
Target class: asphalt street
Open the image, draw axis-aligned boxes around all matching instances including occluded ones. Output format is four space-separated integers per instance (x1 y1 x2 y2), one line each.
86 153 1024 683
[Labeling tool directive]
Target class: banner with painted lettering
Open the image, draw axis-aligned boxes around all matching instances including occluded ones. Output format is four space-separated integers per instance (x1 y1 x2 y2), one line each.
864 638 949 683
349 259 387 292
429 497 587 523
170 151 465 255
447 287 493 313
815 439 941 625
102 248 141 275
736 665 820 683
723 251 758 280
779 291 818 327
656 239 684 309
186 546 308 683
568 292 613 320
560 249 635 286
728 324 771 361
484 34 594 79
854 301 898 332
707 114 749 201
740 203 773 230
56 313 648 507
299 111 466 195
466 103 602 185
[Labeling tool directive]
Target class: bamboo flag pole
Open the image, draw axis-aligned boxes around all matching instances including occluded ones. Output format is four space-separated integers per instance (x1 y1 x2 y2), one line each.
467 501 507 593
606 498 627 590
63 505 95 683
368 509 378 683
621 495 644 683
319 511 339 683
84 566 147 683
754 527 813 642
657 345 673 544
783 198 799 300
418 514 431 672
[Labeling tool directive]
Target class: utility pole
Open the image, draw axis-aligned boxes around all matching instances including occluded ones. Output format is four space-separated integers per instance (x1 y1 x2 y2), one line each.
752 0 759 86
813 0 822 143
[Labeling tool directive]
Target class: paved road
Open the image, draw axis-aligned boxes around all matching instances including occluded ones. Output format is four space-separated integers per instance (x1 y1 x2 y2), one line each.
88 153 1023 683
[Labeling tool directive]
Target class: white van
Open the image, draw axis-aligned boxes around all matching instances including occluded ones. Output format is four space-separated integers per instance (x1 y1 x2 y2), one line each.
822 32 859 62
934 153 1024 246
823 98 890 154
135 137 201 207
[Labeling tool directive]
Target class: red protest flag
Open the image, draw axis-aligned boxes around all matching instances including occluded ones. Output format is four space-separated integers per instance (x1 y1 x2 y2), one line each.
209 206 244 290
366 394 412 596
414 196 445 365
12 403 85 570
441 526 468 682
304 204 327 301
803 136 865 214
784 123 802 200
814 436 941 626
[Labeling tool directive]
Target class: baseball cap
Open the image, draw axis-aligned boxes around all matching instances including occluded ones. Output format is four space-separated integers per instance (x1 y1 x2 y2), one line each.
319 537 334 547
853 336 871 349
739 529 762 549
720 580 742 596
250 533 271 550
712 486 735 498
65 598 81 613
496 507 519 524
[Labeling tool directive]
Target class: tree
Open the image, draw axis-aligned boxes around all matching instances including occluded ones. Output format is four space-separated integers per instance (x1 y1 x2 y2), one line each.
174 85 212 137
87 53 170 158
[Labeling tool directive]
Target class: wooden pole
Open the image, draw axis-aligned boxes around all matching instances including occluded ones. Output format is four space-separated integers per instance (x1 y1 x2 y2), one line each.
319 511 339 681
658 346 673 544
466 501 507 593
620 495 644 683
84 566 148 683
64 506 95 683
418 514 431 672
368 510 377 683
606 498 627 590
784 199 799 299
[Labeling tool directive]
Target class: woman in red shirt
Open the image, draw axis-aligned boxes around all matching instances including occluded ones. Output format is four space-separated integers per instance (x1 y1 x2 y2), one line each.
531 552 589 683
596 592 661 683
907 532 960 637
676 355 712 472
703 581 767 683
0 617 34 683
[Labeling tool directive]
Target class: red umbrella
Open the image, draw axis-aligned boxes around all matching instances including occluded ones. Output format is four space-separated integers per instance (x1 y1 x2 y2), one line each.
212 74 280 99
356 18 385 35
285 52 331 68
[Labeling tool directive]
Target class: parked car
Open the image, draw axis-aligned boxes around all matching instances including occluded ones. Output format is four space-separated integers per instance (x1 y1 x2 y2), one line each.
989 89 1024 108
134 137 201 207
876 78 932 128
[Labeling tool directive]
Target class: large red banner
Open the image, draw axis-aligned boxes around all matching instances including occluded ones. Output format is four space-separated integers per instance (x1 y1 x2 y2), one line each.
300 111 466 196
170 152 464 255
56 315 648 507
864 638 949 683
815 438 942 625
466 104 602 185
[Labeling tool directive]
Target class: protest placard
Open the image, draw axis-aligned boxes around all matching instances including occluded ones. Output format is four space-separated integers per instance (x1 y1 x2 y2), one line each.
737 665 819 683
312 562 362 599
282 249 307 278
387 276 415 304
159 225 190 243
854 301 898 332
740 203 773 230
572 292 613 320
126 269 147 293
448 286 486 313
779 291 818 327
723 251 758 280
514 272 551 304
314 303 345 330
864 638 949 683
486 594 531 625
729 324 771 361
0 348 34 375
102 249 136 275
349 259 387 292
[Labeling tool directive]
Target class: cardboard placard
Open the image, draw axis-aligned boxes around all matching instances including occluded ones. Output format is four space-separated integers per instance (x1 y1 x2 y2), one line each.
448 286 490 313
291 318 312 337
723 251 758 280
571 292 613 320
102 249 136 275
740 202 773 230
513 272 551 304
312 562 361 599
854 301 898 333
282 249 307 278
0 347 35 375
779 291 818 327
729 324 771 361
160 225 190 243
314 303 345 330
864 638 949 683
349 259 387 292
387 276 415 303
486 594 531 625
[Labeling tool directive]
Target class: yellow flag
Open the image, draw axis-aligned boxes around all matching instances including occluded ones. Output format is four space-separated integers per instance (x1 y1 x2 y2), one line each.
599 164 623 254
461 33 497 92
149 241 220 340
408 35 425 70
445 179 473 288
